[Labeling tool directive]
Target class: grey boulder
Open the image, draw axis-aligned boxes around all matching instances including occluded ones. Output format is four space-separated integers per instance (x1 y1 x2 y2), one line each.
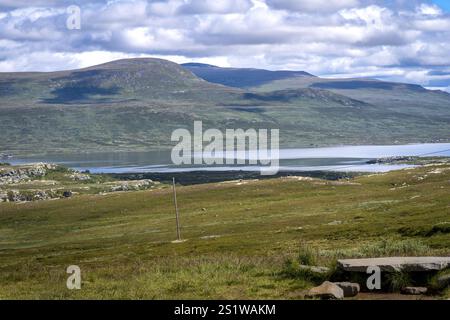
333 282 360 297
401 287 428 295
299 265 330 274
338 257 450 272
306 281 344 300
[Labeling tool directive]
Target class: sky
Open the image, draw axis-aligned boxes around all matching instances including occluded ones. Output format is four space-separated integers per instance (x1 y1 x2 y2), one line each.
433 0 450 12
1 0 450 92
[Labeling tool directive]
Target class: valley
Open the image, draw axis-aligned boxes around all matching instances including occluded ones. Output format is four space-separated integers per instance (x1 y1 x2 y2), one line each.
1 58 449 156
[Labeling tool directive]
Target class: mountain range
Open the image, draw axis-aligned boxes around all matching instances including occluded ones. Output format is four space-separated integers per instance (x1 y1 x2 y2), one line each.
0 58 449 155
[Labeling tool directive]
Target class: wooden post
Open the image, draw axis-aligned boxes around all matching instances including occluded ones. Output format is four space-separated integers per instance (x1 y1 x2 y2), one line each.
172 177 181 241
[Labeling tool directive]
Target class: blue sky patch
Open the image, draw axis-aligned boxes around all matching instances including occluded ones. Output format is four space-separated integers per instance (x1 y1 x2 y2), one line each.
433 0 450 12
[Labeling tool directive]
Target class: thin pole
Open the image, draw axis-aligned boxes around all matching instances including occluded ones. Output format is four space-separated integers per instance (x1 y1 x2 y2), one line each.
172 177 181 241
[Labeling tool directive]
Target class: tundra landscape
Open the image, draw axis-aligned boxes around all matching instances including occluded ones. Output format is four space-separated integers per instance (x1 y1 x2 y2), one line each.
0 161 449 299
0 0 450 305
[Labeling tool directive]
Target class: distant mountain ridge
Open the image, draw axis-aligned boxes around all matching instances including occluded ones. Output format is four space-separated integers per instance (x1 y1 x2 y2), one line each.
183 62 450 119
0 58 240 105
182 62 435 93
182 63 314 88
0 58 449 155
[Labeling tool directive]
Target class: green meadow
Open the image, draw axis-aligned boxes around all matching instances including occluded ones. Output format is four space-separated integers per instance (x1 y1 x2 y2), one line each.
0 165 449 299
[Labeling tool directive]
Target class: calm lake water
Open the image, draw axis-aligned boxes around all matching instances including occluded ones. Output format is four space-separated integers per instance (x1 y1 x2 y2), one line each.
9 143 450 174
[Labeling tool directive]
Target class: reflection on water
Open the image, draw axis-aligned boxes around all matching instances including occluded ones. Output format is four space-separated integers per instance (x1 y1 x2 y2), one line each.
10 143 450 174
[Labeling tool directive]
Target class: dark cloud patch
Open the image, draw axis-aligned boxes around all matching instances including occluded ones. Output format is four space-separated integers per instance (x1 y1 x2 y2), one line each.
428 70 450 76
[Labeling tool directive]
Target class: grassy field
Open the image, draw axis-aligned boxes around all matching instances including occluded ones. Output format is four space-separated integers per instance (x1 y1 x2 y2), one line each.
0 164 449 299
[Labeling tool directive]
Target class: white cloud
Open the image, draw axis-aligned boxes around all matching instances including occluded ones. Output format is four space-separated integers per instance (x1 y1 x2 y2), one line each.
425 86 450 93
417 3 442 16
0 50 148 72
340 5 389 26
266 0 359 12
413 17 450 31
0 0 60 9
94 0 148 23
0 0 449 89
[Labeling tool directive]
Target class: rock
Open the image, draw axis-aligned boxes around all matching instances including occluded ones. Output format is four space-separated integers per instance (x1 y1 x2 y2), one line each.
1 188 63 203
338 257 450 272
8 190 20 202
401 287 428 295
67 172 91 181
327 220 342 225
7 190 28 202
333 282 360 297
33 191 49 201
299 265 330 274
62 191 73 198
0 190 7 202
0 163 57 185
109 180 154 192
306 281 344 300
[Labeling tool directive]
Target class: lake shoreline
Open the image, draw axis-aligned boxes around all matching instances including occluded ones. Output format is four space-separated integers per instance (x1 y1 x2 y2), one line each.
109 170 363 185
6 143 450 176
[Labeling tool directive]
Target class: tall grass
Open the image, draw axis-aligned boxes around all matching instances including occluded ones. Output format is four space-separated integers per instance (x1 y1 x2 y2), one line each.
297 244 318 266
387 272 411 292
318 239 431 260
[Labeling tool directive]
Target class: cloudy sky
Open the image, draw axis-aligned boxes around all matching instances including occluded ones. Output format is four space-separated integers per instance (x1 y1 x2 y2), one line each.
1 0 450 91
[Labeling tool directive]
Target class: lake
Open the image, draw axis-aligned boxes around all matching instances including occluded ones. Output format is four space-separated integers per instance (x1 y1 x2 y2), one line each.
9 143 450 174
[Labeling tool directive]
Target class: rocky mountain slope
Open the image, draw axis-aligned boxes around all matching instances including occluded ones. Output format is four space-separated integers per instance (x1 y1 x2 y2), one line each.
0 162 160 202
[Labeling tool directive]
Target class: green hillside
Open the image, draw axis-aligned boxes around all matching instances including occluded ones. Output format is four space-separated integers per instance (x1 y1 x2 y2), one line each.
251 77 450 119
0 58 240 105
188 63 450 122
1 58 449 155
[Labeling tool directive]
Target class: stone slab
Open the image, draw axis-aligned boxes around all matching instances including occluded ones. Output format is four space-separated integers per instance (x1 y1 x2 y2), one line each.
337 257 450 272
